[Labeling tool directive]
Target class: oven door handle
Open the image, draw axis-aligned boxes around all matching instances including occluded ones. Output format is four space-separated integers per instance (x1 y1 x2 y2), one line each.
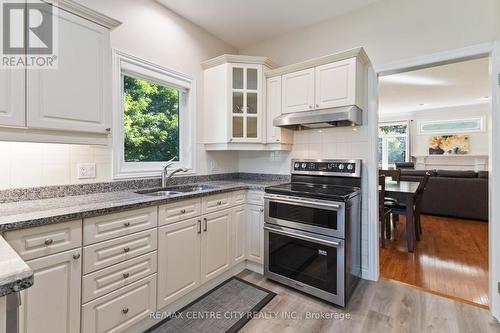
264 226 343 248
264 195 341 210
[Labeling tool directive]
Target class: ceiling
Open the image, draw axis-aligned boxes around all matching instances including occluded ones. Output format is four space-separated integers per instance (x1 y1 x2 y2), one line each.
379 57 490 115
156 0 380 49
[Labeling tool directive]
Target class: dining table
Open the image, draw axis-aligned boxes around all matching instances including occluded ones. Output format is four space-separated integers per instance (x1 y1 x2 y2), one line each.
383 179 421 252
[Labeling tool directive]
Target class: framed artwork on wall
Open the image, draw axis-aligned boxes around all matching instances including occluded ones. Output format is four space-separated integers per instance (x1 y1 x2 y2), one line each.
428 135 470 155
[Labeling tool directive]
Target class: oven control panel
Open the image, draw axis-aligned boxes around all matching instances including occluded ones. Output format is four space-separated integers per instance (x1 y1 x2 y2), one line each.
291 159 361 177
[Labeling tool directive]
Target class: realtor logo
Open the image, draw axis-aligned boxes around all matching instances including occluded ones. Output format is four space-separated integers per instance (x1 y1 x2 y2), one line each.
1 0 58 68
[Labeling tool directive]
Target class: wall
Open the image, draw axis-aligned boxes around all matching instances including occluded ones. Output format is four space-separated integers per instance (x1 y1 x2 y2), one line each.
380 103 491 160
240 0 500 68
0 0 239 190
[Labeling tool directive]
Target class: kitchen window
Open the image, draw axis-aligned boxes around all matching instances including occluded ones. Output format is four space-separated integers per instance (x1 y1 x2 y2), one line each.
112 51 195 178
378 122 410 169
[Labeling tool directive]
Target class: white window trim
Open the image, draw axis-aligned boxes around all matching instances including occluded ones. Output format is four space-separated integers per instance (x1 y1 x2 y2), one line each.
111 50 196 179
379 121 410 169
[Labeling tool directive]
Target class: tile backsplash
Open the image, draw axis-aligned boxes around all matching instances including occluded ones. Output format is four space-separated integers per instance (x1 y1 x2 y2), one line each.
0 142 112 189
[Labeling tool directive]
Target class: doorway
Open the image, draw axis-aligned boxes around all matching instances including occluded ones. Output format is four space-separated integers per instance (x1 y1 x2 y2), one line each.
376 56 491 308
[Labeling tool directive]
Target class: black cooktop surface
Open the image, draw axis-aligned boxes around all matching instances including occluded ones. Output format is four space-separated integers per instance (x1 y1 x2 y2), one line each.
265 182 360 201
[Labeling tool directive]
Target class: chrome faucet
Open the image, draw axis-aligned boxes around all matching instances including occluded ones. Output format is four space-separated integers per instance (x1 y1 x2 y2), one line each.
162 157 188 187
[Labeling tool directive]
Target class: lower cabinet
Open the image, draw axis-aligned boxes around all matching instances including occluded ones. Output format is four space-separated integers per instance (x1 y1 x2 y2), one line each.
19 248 82 333
81 275 157 333
246 204 265 264
157 218 201 309
201 209 231 283
231 205 246 265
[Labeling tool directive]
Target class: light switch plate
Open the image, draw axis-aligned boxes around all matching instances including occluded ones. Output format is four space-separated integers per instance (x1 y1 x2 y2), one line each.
77 163 96 179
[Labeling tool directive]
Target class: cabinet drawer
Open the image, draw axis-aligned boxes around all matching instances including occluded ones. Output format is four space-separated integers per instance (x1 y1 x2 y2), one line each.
247 190 264 206
83 229 157 274
83 207 157 245
82 275 157 333
158 198 201 226
82 251 157 303
230 191 246 206
202 193 231 214
4 220 82 261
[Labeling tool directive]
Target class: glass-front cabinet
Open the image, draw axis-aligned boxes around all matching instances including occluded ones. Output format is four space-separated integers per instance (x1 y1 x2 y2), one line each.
230 64 262 142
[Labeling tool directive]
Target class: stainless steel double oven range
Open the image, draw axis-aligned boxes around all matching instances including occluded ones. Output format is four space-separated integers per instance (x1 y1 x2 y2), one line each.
264 159 362 307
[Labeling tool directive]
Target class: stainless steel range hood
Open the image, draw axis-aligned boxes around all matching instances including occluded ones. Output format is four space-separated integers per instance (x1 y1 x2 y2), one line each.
273 105 362 130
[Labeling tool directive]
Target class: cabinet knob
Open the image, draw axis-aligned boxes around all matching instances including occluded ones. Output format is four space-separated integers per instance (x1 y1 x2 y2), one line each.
44 239 54 246
276 139 280 142
123 247 130 253
316 104 319 108
73 253 80 260
309 105 313 109
123 222 131 227
105 128 111 132
217 201 222 205
260 208 264 213
180 209 186 214
122 308 129 314
229 138 233 142
123 272 130 279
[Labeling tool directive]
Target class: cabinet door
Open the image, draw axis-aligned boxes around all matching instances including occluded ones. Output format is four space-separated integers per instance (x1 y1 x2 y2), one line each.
246 204 264 264
231 205 246 265
282 68 315 114
0 68 25 127
266 76 282 143
315 58 356 109
19 249 82 333
157 219 201 309
230 64 262 143
27 8 110 134
201 209 231 283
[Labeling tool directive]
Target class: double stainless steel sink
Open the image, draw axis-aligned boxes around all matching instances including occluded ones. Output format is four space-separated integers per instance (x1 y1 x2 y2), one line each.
136 184 222 198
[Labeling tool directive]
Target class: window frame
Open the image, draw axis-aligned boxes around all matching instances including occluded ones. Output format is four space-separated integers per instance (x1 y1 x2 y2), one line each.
378 121 410 169
112 50 196 179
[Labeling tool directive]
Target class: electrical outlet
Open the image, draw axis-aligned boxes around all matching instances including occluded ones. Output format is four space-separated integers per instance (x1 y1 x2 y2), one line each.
77 163 96 179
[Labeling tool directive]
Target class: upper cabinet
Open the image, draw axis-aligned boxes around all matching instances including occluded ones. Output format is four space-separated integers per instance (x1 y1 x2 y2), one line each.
266 76 292 144
0 1 121 145
267 47 369 115
202 54 292 151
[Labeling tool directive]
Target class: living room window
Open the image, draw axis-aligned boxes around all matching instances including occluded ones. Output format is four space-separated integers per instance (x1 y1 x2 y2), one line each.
112 51 196 178
378 121 410 169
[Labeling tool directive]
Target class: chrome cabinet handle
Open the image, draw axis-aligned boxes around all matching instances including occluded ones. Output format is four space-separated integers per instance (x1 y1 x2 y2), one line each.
264 194 341 210
260 208 264 213
105 128 111 132
180 209 186 214
44 239 54 246
123 247 130 253
264 226 342 247
197 220 202 234
203 218 208 232
123 222 131 227
122 308 129 314
73 253 80 260
123 272 130 279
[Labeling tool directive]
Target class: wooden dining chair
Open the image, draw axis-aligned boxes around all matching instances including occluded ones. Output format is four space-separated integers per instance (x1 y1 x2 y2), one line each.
379 169 401 182
386 172 431 242
379 175 392 247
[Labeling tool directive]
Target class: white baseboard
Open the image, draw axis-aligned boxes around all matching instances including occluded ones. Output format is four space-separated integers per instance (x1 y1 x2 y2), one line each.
245 261 263 274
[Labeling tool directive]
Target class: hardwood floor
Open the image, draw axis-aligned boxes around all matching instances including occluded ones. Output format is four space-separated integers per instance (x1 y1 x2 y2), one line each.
380 214 489 308
237 270 500 333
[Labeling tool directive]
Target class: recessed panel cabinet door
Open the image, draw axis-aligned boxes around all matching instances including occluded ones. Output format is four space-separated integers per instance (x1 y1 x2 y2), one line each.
281 68 315 114
157 219 201 309
231 205 246 265
26 8 110 133
19 249 82 333
201 209 231 283
246 204 264 264
0 68 25 127
315 58 356 109
266 76 282 143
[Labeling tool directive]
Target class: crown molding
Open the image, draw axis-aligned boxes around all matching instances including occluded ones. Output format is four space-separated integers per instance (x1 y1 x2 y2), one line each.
201 54 275 69
265 47 369 78
43 0 122 29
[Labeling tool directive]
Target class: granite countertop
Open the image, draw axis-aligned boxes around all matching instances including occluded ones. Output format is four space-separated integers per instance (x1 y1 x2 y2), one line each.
0 180 283 232
0 236 33 297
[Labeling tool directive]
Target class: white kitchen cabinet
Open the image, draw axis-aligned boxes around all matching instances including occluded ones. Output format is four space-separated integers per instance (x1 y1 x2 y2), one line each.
231 205 246 265
27 8 111 134
246 204 265 264
281 68 315 114
201 209 231 283
315 58 364 110
0 68 25 127
266 76 292 144
157 218 201 309
19 249 82 333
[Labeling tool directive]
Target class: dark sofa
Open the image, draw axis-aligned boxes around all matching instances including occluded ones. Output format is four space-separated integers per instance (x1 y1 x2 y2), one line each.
399 169 489 221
